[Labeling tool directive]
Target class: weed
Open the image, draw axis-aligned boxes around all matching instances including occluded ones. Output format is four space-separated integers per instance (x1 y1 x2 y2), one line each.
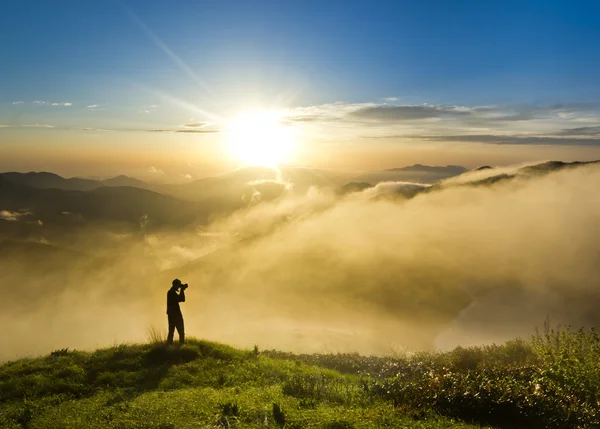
147 325 166 345
218 401 240 427
49 348 70 358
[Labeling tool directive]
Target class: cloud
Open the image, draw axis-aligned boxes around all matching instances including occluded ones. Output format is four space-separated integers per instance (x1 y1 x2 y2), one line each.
0 211 22 221
180 162 600 351
352 181 430 200
12 101 24 105
72 127 108 132
86 104 99 109
557 126 600 136
382 97 398 101
139 104 159 114
349 104 473 121
182 121 210 128
286 115 331 123
0 210 32 221
4 162 600 357
31 101 72 107
148 166 164 175
21 124 55 128
423 135 600 146
283 101 600 133
176 129 219 134
0 124 55 129
148 128 220 134
283 102 377 123
284 102 479 124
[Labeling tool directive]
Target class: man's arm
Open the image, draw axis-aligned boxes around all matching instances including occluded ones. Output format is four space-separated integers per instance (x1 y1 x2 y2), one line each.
178 290 186 302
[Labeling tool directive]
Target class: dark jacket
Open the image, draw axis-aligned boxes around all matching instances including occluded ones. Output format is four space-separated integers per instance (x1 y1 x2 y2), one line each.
167 288 185 315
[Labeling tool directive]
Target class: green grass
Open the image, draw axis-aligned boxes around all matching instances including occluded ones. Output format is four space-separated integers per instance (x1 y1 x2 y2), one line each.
1 323 599 428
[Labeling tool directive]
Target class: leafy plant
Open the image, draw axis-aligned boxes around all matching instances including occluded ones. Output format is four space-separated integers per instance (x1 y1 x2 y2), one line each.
272 402 286 428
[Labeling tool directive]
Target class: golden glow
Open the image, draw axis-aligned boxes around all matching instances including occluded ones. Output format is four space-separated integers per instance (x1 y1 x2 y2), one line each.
226 111 295 167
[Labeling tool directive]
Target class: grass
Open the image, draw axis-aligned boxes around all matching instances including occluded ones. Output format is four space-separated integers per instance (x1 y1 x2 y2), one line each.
1 323 598 428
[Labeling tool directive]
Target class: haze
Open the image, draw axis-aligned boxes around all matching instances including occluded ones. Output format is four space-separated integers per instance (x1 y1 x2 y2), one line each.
1 0 600 360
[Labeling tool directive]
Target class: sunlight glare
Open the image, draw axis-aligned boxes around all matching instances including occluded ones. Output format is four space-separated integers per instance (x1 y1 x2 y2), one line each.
226 111 296 167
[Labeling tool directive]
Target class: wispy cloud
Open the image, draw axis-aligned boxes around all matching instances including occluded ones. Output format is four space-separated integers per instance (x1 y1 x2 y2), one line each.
349 104 473 121
148 128 219 134
31 100 72 107
182 121 210 128
557 126 600 136
148 166 164 175
423 135 600 146
72 127 109 132
0 210 31 221
285 101 600 125
12 101 24 105
281 100 600 146
0 211 21 221
139 105 159 114
85 103 107 111
21 124 55 128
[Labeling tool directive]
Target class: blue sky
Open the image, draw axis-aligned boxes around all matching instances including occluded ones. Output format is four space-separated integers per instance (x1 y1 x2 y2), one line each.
3 0 600 105
1 0 600 176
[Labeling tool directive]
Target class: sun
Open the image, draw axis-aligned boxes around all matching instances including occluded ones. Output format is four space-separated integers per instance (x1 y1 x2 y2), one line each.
226 111 295 168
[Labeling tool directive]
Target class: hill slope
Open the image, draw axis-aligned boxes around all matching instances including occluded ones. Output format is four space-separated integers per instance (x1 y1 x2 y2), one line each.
1 330 599 428
353 164 468 185
0 339 484 429
0 177 207 228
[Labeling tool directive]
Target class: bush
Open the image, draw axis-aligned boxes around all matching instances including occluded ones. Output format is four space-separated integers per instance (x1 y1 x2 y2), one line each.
368 323 600 428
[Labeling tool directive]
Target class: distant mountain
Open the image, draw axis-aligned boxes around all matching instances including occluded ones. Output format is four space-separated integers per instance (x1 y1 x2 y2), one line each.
0 172 154 192
338 182 374 195
0 167 347 206
521 160 600 175
353 164 467 185
429 160 600 192
386 164 467 175
0 176 206 229
0 172 98 191
157 166 340 203
340 160 600 200
99 175 150 188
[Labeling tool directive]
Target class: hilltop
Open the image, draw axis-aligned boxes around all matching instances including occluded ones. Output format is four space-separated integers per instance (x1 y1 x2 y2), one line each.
0 339 481 429
1 326 599 428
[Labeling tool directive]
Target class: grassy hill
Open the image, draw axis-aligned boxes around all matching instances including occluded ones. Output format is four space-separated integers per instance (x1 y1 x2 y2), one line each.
1 325 599 428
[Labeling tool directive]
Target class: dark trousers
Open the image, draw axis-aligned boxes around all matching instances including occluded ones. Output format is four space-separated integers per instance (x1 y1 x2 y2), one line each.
167 312 185 344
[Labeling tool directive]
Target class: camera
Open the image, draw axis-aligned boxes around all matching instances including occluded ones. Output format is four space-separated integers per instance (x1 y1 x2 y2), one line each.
181 283 188 291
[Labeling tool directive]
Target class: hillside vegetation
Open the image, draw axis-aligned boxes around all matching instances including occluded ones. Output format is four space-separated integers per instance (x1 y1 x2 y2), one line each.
1 324 599 429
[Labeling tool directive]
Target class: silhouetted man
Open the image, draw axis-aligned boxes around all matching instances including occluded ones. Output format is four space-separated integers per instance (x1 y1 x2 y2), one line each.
167 278 187 345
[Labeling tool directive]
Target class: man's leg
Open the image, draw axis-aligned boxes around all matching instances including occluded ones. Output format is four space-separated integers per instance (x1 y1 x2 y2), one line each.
176 316 185 344
167 314 175 345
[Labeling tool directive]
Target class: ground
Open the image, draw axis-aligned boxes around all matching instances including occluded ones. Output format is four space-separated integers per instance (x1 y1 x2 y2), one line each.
1 326 598 428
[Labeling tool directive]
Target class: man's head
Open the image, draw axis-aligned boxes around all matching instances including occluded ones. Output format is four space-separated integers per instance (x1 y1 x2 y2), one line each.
172 278 182 290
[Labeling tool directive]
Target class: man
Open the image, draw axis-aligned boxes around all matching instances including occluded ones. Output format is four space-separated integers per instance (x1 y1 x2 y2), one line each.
166 278 187 345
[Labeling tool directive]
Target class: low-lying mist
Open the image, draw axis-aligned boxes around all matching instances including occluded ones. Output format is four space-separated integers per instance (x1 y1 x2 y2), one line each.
2 163 600 360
